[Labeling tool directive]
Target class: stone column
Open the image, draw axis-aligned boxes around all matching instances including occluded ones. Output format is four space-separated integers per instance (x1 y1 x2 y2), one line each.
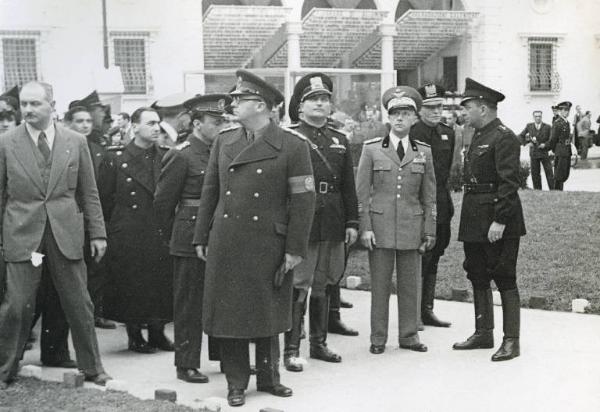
380 23 397 122
286 21 303 70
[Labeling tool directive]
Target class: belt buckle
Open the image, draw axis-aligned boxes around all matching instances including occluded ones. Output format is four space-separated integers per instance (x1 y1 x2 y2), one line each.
319 181 328 194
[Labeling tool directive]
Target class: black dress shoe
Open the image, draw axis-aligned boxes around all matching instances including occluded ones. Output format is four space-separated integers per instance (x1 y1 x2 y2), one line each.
176 368 209 383
128 340 157 354
84 372 112 386
227 388 245 407
95 317 117 329
257 383 293 397
491 337 520 362
43 359 78 369
369 344 385 354
400 342 428 352
310 344 342 363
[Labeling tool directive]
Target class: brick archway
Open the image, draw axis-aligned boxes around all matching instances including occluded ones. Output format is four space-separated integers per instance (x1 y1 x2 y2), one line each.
202 0 283 15
301 0 378 18
395 0 465 20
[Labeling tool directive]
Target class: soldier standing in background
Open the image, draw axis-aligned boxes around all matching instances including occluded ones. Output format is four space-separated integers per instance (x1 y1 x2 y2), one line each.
411 83 454 328
283 73 358 373
453 78 526 362
518 111 553 190
154 94 230 383
98 107 174 354
548 101 573 191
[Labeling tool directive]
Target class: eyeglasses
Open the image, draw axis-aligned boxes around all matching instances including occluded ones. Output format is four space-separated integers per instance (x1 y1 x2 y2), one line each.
232 96 263 104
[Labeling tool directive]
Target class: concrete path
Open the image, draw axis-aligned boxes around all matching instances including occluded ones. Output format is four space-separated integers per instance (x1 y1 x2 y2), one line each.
23 290 600 412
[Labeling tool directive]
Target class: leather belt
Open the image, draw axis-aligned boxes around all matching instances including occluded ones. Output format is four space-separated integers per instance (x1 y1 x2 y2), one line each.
179 198 201 207
318 181 339 194
463 183 497 194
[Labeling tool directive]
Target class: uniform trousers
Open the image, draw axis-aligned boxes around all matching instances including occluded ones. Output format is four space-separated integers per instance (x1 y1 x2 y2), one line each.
422 222 451 278
293 241 345 297
553 156 571 190
0 223 104 382
219 335 280 390
173 256 204 369
463 239 520 291
530 156 554 190
369 248 421 346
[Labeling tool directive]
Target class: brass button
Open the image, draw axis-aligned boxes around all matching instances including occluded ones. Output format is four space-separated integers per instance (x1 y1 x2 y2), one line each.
132 204 138 209
252 216 258 221
223 214 229 218
126 177 132 182
256 168 262 174
96 153 101 157
254 192 259 198
122 163 128 168
229 168 234 173
397 176 402 180
201 170 205 174
396 194 400 198
130 191 136 196
397 185 401 189
226 191 231 196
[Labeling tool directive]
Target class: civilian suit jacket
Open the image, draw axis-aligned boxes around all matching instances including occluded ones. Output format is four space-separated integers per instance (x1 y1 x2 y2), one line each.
0 123 106 262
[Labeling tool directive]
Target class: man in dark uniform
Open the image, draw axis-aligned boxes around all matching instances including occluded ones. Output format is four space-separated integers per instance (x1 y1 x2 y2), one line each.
283 73 358 372
193 70 315 407
411 83 454 328
453 78 526 362
154 94 230 383
518 111 553 190
98 107 174 354
551 105 559 123
75 90 112 137
548 101 573 191
151 94 194 145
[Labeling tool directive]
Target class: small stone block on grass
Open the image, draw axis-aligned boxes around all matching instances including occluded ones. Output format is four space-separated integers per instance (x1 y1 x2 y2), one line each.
63 371 85 388
260 408 284 412
106 379 128 392
451 288 470 302
18 365 42 379
572 299 590 313
155 389 177 402
492 290 501 306
345 276 362 289
529 296 547 309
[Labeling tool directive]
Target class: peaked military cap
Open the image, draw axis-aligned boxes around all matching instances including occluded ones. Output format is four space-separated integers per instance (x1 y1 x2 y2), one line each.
460 78 505 105
418 83 446 106
556 101 572 110
151 92 196 110
382 86 422 113
0 85 19 112
230 69 284 106
289 72 333 122
183 94 231 116
69 90 103 110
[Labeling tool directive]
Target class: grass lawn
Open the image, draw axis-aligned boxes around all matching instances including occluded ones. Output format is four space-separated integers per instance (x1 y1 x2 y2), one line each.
344 189 600 314
0 378 195 412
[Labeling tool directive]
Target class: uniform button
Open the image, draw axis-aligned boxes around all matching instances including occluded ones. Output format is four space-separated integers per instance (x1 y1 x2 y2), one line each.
256 168 262 174
223 214 229 218
226 191 231 196
396 194 401 198
130 191 136 196
398 168 402 171
96 153 101 157
397 185 401 189
122 163 128 168
397 176 402 180
126 177 132 182
254 192 259 198
229 168 234 173
132 204 138 209
252 216 258 221
201 170 205 174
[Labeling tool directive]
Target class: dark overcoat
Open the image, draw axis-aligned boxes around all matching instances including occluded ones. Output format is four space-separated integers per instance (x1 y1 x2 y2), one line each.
97 141 173 323
192 121 315 338
458 118 526 243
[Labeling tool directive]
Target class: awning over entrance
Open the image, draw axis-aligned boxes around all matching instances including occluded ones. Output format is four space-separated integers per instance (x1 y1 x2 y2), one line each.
353 10 479 70
261 8 388 68
203 5 290 69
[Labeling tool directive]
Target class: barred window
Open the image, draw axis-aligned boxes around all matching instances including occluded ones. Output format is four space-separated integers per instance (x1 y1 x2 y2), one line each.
528 37 557 92
2 37 38 90
113 37 147 94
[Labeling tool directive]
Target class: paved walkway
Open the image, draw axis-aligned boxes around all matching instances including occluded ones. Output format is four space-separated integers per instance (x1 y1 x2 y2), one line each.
23 290 600 412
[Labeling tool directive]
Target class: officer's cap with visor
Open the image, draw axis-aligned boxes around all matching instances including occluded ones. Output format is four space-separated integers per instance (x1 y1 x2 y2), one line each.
381 86 422 114
417 83 446 107
183 94 231 118
460 78 505 106
230 69 284 108
556 101 572 111
289 73 333 122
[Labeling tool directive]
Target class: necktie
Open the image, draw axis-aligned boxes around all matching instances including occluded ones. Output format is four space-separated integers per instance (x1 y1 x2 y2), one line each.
247 131 254 143
396 140 405 161
38 131 51 162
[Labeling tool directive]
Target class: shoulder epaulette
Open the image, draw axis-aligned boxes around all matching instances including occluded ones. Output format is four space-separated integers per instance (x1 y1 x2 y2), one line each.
497 124 508 132
287 123 300 129
364 137 383 145
414 139 431 147
282 127 308 141
219 125 242 134
106 145 125 152
159 144 171 150
326 125 345 135
175 141 191 151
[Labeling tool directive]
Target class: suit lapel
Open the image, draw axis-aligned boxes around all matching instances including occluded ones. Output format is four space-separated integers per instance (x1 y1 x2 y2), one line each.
222 128 249 162
228 122 281 168
381 136 401 166
12 125 45 194
46 126 71 196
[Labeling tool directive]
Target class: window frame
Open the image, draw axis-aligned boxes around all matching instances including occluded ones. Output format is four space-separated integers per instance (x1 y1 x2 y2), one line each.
109 31 152 96
519 32 565 96
0 30 41 91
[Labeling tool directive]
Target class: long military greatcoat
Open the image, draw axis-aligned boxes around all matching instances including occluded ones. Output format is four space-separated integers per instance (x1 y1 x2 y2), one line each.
458 118 526 243
97 141 173 323
192 121 315 339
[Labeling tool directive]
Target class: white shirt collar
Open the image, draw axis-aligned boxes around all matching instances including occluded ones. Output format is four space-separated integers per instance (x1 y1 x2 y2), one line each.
26 121 56 149
389 130 409 152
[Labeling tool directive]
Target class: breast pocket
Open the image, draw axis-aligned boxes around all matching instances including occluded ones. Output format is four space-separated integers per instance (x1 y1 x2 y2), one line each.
373 160 392 186
411 163 425 174
67 165 78 189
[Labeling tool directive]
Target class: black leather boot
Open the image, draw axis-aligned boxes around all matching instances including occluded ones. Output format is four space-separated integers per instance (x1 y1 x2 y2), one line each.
284 289 306 372
453 289 494 350
422 270 451 327
327 285 358 336
492 289 520 361
148 323 175 351
126 323 156 354
309 295 341 362
299 297 307 340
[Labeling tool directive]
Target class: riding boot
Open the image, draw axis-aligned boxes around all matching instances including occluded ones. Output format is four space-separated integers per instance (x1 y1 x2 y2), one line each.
453 289 494 350
284 288 306 372
491 289 520 361
327 285 358 336
309 295 341 362
421 269 451 327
